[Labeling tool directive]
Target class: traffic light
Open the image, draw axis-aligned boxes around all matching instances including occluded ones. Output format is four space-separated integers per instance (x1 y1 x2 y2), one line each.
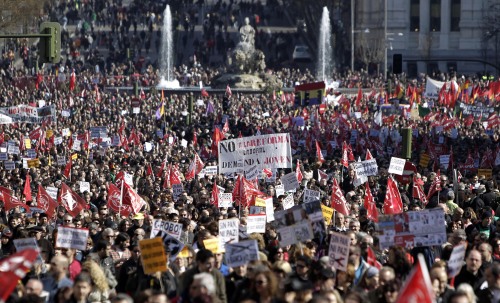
39 22 61 64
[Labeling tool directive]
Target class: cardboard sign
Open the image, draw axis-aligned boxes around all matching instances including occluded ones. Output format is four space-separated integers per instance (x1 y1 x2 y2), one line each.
199 166 218 177
254 197 267 207
218 193 233 208
46 187 58 200
447 244 466 278
420 153 431 167
139 237 168 274
245 165 259 180
55 227 89 251
266 197 275 222
277 221 314 247
353 159 378 177
282 194 295 210
388 157 406 175
246 214 266 233
203 238 221 254
27 159 40 168
282 172 300 192
321 205 334 226
8 145 19 155
24 138 31 149
151 220 183 240
57 156 66 166
225 240 260 268
275 184 285 197
328 232 351 271
303 189 321 203
79 181 90 193
478 169 493 179
219 218 239 250
0 153 8 161
13 237 39 252
158 231 185 260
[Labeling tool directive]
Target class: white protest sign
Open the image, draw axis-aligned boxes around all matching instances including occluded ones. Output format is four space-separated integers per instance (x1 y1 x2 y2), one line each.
282 194 295 210
328 232 351 272
266 197 275 222
277 221 314 247
246 214 266 233
72 140 81 151
181 139 188 148
303 189 321 203
172 184 184 201
219 218 239 250
79 181 90 193
218 193 233 208
388 157 406 175
62 110 71 117
275 184 285 197
151 220 183 240
62 128 71 137
447 244 466 278
54 137 63 145
440 154 450 168
57 156 66 166
159 231 185 261
200 166 218 177
0 152 8 161
56 227 89 251
281 172 299 192
144 142 153 152
218 133 292 174
46 186 58 200
353 159 378 177
225 240 260 268
133 107 140 114
245 165 259 180
13 237 39 252
7 145 19 155
4 161 15 170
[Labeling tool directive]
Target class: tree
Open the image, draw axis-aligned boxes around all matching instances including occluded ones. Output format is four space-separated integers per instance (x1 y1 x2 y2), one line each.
356 30 385 72
483 1 500 71
0 0 46 33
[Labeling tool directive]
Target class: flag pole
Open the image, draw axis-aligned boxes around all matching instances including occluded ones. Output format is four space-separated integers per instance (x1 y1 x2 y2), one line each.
119 179 124 217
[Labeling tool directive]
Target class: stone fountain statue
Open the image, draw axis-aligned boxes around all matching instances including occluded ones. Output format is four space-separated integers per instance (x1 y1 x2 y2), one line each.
213 17 281 91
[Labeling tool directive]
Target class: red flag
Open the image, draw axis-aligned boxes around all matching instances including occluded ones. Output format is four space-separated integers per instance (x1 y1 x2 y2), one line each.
296 160 303 183
63 158 72 179
355 85 362 108
122 183 145 215
0 249 39 301
383 177 403 215
140 88 146 100
185 153 205 181
69 71 76 91
211 128 225 157
413 175 428 205
315 140 325 163
59 183 86 217
364 182 378 222
107 183 122 213
341 142 349 167
23 174 32 202
162 164 172 189
395 255 435 303
211 181 220 207
427 170 441 200
226 84 232 97
201 88 209 97
263 168 273 178
36 185 58 217
367 246 382 269
331 178 349 216
192 131 198 148
318 169 328 182
365 149 374 160
1 187 31 212
233 175 264 207
222 119 230 134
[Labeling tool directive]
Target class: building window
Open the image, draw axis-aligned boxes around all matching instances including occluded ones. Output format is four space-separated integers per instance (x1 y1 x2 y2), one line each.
410 0 420 32
407 63 418 78
450 0 461 31
430 0 441 32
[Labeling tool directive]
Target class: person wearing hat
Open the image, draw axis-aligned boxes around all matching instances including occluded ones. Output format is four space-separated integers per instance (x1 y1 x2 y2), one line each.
29 225 54 263
127 213 146 238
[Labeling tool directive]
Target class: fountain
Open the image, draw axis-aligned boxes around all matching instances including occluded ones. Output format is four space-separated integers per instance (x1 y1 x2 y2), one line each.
157 4 180 89
317 7 333 82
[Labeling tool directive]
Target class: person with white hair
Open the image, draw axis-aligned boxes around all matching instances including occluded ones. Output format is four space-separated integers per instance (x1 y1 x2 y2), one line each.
189 272 216 301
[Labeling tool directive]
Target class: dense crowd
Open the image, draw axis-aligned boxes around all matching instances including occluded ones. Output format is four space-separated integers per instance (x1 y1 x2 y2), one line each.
0 1 500 303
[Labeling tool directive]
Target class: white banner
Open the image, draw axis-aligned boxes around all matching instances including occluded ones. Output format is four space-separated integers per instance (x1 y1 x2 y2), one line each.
225 240 260 268
0 104 56 124
219 218 239 250
266 197 275 222
218 133 292 174
218 193 233 208
424 76 445 99
246 214 266 233
275 184 285 197
328 232 351 272
46 186 58 200
151 220 183 240
79 181 90 193
388 157 406 175
55 227 89 251
353 159 378 177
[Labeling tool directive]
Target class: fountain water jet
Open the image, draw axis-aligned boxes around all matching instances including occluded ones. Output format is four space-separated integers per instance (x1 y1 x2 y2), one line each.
317 7 333 82
158 4 180 89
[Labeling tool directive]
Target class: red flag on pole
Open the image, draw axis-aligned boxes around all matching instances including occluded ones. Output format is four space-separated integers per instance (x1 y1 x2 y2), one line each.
366 149 374 160
316 140 325 163
211 181 220 207
222 119 230 134
211 128 225 157
355 84 362 108
185 153 205 181
395 254 435 303
364 182 378 222
63 158 72 179
413 175 428 205
59 183 86 217
296 160 303 183
0 249 39 301
37 185 58 217
0 187 31 212
226 84 232 97
383 176 403 215
201 88 209 97
367 246 383 269
69 70 76 91
122 183 145 215
23 174 32 202
427 170 441 200
331 178 349 216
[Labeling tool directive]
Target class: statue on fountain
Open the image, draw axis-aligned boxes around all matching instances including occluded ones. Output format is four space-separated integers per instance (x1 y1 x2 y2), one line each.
227 17 266 74
213 17 281 91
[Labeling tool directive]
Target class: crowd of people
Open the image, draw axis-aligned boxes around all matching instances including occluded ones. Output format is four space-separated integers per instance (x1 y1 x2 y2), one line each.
0 1 500 303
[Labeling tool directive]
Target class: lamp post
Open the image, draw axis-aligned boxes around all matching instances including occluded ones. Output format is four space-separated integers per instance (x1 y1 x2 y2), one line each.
351 0 355 72
384 0 387 80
